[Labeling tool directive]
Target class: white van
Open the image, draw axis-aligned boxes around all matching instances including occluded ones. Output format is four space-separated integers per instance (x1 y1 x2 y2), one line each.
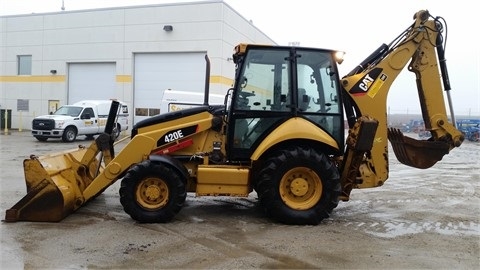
31 100 129 142
161 89 225 113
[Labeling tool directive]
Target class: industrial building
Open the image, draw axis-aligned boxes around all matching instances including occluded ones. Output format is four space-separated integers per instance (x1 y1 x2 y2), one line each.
0 0 275 130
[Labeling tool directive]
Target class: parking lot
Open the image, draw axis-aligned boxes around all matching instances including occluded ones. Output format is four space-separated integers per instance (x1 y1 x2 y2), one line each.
1 130 479 269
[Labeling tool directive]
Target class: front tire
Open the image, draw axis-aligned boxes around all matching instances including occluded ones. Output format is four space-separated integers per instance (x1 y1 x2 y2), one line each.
34 136 48 142
120 160 187 223
256 146 340 225
62 126 77 142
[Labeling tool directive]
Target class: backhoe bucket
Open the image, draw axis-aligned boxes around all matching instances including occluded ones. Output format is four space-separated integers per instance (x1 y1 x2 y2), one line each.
387 128 450 169
4 147 100 222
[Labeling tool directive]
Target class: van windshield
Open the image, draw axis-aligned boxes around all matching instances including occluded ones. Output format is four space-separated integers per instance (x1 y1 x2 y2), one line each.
54 106 83 117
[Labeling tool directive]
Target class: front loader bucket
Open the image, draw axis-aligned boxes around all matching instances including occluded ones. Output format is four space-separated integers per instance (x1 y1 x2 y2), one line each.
387 128 450 169
4 101 119 222
4 147 100 222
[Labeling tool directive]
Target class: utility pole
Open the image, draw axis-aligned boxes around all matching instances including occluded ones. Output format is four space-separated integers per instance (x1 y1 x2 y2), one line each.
61 0 65 11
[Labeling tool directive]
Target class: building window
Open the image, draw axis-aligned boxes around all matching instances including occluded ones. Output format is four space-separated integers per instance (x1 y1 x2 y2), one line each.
18 55 32 75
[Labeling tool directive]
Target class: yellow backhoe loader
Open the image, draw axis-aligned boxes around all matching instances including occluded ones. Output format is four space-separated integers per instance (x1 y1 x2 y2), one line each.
5 10 464 225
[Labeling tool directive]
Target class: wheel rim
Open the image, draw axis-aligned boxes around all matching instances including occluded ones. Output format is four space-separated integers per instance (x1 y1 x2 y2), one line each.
279 167 322 210
66 130 75 141
136 177 169 210
113 127 120 138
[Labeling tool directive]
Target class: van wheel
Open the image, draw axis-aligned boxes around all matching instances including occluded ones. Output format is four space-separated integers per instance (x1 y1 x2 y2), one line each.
120 160 187 223
255 146 340 225
62 126 77 142
34 136 48 142
113 124 121 140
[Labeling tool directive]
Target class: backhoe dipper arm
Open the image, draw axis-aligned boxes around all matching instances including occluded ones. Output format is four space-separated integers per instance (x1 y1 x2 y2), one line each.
338 10 464 199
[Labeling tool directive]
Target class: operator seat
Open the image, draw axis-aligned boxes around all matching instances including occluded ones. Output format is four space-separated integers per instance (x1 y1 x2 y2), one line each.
282 88 310 112
298 88 311 112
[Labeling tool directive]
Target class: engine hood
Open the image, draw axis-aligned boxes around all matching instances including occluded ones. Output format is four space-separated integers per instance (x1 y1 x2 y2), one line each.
34 115 76 121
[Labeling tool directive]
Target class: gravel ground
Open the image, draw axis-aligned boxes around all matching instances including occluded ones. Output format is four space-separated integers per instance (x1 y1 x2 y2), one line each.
1 131 479 269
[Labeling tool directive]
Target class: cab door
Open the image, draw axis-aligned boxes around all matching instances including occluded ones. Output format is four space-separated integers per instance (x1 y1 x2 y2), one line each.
227 48 291 161
79 107 99 134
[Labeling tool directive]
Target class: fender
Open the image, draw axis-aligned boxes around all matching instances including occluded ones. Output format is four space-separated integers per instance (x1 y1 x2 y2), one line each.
149 154 190 182
251 117 339 161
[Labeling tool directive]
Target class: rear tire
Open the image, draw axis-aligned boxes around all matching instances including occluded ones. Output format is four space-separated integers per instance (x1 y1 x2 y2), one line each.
120 160 187 223
62 126 77 142
255 146 340 225
112 124 121 140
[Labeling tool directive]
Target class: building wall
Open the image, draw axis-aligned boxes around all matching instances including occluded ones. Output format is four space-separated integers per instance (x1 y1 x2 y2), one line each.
0 0 275 129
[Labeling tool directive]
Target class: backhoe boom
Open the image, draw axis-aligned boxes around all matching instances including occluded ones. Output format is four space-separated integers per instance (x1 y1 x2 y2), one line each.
339 10 464 199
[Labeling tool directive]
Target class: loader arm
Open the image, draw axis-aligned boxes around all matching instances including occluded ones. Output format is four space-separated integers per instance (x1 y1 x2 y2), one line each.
4 105 219 222
339 10 464 199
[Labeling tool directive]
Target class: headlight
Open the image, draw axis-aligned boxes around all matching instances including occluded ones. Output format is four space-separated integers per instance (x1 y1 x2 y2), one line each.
56 121 64 128
334 51 345 64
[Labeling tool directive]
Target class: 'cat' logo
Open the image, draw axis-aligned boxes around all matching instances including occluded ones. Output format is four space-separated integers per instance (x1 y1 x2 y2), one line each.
349 68 383 96
359 74 375 91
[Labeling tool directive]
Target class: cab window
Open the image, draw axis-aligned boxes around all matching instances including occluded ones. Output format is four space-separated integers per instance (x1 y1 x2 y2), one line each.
81 108 95 119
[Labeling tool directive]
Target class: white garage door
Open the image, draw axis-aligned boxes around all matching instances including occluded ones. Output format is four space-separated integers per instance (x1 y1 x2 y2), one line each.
133 52 206 124
68 63 116 104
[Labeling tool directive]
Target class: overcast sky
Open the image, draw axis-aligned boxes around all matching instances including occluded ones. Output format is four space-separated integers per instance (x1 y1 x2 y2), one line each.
1 0 478 116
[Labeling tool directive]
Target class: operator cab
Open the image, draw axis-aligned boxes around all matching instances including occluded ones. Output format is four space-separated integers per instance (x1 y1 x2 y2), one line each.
227 45 344 161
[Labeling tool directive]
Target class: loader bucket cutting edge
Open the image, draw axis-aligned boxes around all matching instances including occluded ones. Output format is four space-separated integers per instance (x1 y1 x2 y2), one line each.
4 148 94 222
5 178 67 222
387 128 450 169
